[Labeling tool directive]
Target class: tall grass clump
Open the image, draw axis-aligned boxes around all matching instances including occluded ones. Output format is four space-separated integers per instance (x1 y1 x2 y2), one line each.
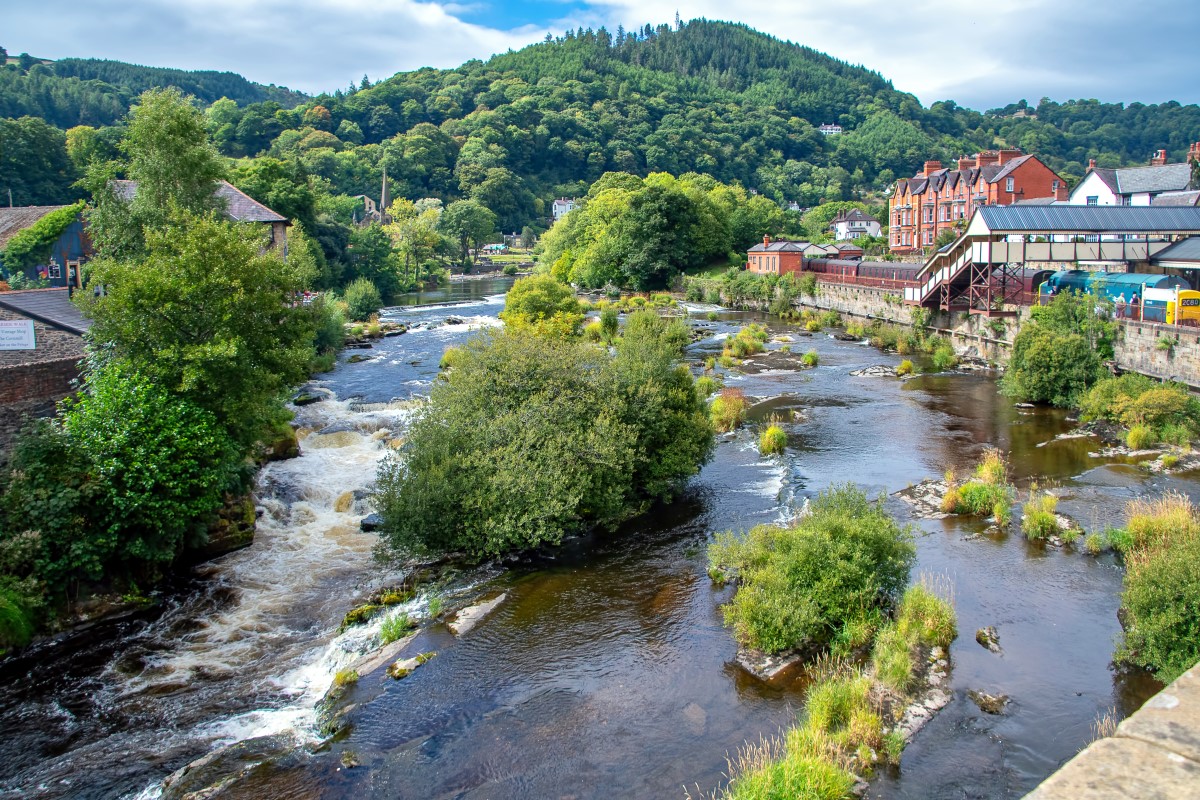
931 343 958 371
873 580 956 692
760 425 787 455
712 388 749 432
800 350 819 368
1113 492 1200 683
708 485 915 655
724 324 769 359
696 375 722 398
945 448 1014 525
379 612 417 645
1021 491 1062 541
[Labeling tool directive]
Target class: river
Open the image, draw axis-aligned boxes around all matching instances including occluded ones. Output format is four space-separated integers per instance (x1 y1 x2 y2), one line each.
0 277 1187 798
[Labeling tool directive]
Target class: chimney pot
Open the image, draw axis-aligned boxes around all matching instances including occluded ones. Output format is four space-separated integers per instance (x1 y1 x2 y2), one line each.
1088 158 1097 171
1150 149 1168 166
957 157 973 171
923 160 943 176
763 234 771 247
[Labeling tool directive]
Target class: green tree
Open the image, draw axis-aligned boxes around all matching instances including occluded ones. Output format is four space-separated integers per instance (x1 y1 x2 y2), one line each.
499 274 584 336
440 199 496 266
85 87 227 258
0 116 78 206
343 277 383 321
78 210 315 446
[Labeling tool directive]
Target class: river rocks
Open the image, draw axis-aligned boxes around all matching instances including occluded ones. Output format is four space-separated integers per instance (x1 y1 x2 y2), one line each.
382 326 407 337
347 354 374 364
161 732 305 800
968 689 1010 715
976 626 1002 653
292 391 324 406
261 425 300 462
895 478 952 520
735 647 810 681
360 513 383 532
449 593 507 635
833 333 861 342
445 316 465 325
387 651 437 680
682 701 708 735
189 493 256 562
851 365 899 378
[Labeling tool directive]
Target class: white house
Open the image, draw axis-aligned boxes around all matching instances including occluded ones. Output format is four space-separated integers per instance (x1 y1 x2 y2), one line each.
551 198 577 222
830 208 881 240
1069 150 1193 207
818 123 843 135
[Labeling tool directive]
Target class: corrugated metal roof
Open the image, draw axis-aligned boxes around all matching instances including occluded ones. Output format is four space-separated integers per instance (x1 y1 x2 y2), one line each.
1152 236 1200 263
977 205 1200 233
0 288 91 335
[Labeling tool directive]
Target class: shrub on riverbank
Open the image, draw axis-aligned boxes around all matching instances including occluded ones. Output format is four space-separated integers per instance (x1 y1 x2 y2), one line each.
499 274 584 337
343 277 383 321
1079 374 1199 447
708 485 915 655
375 313 714 560
1115 493 1200 683
724 324 769 359
1001 291 1113 407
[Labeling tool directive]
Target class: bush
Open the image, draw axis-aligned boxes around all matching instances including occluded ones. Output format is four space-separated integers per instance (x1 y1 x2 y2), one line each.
724 324 769 359
343 277 383 321
712 388 750 432
708 485 916 654
501 263 518 276
584 320 604 342
1126 424 1157 450
1085 533 1107 555
800 350 819 368
760 425 787 455
1001 325 1104 407
805 319 822 332
500 274 584 337
896 359 914 376
799 272 819 298
600 306 619 341
947 449 1014 524
375 320 714 559
931 344 958 371
1119 532 1200 683
818 310 841 328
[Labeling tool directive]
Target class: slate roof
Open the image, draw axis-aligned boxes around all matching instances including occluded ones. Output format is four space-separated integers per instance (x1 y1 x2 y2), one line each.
976 205 1200 233
1088 168 1120 194
0 206 71 249
111 180 288 224
1151 237 1200 264
1115 163 1192 195
1152 190 1200 207
991 154 1035 183
832 209 877 224
748 240 809 253
0 288 91 335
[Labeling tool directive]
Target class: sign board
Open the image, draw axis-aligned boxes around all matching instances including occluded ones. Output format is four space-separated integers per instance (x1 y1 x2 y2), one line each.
0 318 36 350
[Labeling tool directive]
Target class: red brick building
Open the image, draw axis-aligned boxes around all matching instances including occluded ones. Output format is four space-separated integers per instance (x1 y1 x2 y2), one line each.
746 236 806 276
889 150 1068 255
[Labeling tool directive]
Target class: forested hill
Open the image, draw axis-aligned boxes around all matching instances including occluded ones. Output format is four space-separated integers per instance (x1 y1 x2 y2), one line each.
4 19 1200 220
0 54 306 128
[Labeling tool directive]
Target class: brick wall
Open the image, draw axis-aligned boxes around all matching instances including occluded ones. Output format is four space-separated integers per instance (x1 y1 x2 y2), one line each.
0 308 84 456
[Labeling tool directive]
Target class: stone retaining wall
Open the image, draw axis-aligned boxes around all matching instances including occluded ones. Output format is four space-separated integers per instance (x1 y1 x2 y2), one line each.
0 308 84 457
781 281 1028 365
1024 662 1200 798
1113 321 1200 389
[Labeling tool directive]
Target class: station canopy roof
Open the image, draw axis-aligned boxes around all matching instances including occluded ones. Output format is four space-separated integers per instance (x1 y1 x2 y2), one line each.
967 206 1200 235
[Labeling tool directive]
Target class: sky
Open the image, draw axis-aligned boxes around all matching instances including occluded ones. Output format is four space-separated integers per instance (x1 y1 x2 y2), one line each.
4 0 1199 111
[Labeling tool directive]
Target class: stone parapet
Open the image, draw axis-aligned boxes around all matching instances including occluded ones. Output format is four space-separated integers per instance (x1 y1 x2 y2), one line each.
1024 663 1200 799
1113 321 1200 389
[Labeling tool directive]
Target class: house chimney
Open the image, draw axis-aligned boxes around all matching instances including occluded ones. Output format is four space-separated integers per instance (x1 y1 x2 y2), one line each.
1150 149 1168 166
975 151 1000 168
957 157 973 171
1189 142 1200 164
763 234 771 248
1055 182 1068 201
1088 158 1097 171
923 160 943 176
997 148 1023 165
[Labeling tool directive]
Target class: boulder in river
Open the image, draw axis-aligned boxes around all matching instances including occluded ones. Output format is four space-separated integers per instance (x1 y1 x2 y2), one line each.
976 626 1002 653
833 333 860 342
347 354 373 364
851 365 899 378
292 391 324 406
449 593 507 635
360 513 384 532
968 689 1009 715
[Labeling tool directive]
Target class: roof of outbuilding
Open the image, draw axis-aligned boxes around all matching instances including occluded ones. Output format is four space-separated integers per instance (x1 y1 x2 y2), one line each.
0 288 91 335
1151 236 1200 264
0 206 72 249
976 205 1200 233
748 240 809 252
111 180 288 224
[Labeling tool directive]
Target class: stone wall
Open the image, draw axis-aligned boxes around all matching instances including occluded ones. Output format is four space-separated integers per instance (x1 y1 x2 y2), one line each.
1113 321 1200 389
786 281 1027 365
0 308 85 367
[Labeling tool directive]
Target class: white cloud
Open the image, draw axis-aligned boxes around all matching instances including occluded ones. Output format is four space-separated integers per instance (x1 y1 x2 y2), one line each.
2 0 1197 107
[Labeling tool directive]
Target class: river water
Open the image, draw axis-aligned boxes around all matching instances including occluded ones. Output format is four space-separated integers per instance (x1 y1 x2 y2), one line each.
0 278 1188 799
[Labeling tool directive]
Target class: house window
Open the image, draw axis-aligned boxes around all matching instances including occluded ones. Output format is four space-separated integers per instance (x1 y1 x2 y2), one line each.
48 262 62 279
924 230 933 245
1122 195 1132 206
1052 180 1060 192
1005 177 1015 192
1086 196 1098 206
